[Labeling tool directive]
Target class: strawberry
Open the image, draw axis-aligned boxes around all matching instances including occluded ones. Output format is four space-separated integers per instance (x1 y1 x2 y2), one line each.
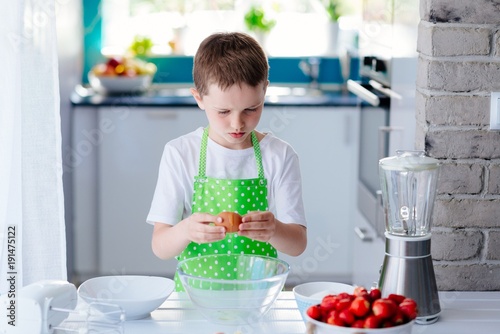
320 294 338 312
349 296 371 318
399 298 418 320
388 293 406 305
337 292 354 301
353 286 368 296
364 314 381 328
392 309 407 325
338 309 356 326
352 319 365 328
335 298 352 312
382 320 395 328
369 288 382 301
326 310 345 326
372 298 398 320
306 304 322 320
353 286 371 301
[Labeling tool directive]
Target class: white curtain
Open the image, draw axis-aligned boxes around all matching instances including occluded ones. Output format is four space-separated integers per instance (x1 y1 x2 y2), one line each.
0 0 66 294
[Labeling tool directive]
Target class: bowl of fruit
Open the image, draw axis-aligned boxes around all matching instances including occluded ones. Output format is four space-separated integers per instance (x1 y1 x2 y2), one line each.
304 287 417 333
293 281 355 322
89 56 157 94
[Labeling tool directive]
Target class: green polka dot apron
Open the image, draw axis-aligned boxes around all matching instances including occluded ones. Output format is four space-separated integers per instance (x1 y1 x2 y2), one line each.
174 127 278 291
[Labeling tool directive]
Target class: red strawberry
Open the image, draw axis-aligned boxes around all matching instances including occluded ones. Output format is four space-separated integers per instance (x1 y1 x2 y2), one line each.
372 298 398 320
326 310 345 326
388 293 406 305
320 295 338 311
369 288 382 301
336 298 352 312
352 319 365 328
399 298 418 320
338 292 354 301
382 320 395 328
353 286 370 300
364 315 381 328
353 286 368 296
306 304 322 320
349 296 371 317
392 309 407 325
338 309 356 326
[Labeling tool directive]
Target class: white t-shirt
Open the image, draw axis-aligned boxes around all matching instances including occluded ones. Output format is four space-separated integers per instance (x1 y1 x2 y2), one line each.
146 127 307 227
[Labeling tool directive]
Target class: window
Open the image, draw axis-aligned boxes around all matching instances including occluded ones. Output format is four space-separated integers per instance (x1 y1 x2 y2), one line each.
100 0 360 57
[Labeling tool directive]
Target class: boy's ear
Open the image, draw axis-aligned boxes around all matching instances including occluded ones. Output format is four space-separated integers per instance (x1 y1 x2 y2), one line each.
190 88 205 110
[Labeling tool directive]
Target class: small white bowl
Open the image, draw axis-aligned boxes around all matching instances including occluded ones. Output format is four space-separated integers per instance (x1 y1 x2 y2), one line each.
78 275 174 320
293 281 355 321
305 314 414 334
88 72 153 94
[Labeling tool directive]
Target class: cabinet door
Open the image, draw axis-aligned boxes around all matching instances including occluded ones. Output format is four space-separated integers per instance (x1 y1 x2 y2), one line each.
259 107 359 285
98 107 207 277
351 210 385 289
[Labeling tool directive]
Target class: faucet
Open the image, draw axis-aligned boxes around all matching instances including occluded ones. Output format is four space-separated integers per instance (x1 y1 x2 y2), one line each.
299 57 321 89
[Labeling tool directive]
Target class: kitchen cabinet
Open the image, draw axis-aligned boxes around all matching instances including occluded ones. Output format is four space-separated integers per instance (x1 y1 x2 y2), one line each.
351 209 385 288
72 105 359 284
259 107 359 285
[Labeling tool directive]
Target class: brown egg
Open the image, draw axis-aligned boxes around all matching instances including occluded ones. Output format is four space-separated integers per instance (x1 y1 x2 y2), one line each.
216 212 242 233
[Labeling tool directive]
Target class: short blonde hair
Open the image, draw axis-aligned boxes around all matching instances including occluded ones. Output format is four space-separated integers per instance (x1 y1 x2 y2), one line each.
193 32 269 97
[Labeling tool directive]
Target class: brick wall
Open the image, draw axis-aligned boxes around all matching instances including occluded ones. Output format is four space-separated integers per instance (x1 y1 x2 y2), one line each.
416 0 500 290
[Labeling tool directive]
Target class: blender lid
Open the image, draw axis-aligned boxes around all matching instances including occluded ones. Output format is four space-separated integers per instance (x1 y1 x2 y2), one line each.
379 150 439 171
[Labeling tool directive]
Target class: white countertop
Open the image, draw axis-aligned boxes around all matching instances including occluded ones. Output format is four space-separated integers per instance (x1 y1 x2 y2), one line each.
58 291 500 334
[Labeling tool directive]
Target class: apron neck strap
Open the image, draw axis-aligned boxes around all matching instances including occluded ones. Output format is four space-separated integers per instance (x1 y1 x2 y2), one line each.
198 127 264 179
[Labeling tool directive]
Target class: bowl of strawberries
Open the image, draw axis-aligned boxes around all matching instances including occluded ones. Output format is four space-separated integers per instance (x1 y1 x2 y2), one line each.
304 286 417 333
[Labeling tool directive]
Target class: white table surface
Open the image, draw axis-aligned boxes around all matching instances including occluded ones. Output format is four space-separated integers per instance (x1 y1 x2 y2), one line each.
58 291 500 334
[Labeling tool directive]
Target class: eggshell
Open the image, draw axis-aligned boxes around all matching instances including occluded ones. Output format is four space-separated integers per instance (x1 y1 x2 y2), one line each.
216 212 242 233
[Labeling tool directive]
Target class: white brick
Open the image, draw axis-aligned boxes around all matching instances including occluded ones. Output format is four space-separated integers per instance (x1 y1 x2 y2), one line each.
415 91 490 126
418 23 491 57
417 58 500 93
431 230 483 261
426 130 500 159
422 0 500 24
437 162 483 194
434 199 500 228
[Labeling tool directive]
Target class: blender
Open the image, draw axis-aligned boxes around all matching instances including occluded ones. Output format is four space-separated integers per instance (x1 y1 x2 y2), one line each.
378 150 441 325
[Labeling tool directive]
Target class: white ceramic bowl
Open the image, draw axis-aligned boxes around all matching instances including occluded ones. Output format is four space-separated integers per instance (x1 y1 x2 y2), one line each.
305 314 414 334
78 275 174 320
177 254 289 325
293 281 355 321
88 72 153 94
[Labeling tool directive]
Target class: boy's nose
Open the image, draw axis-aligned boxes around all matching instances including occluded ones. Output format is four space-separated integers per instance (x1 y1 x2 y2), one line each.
231 115 244 131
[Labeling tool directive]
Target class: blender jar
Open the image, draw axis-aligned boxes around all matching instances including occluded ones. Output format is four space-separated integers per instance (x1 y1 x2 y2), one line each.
379 150 440 236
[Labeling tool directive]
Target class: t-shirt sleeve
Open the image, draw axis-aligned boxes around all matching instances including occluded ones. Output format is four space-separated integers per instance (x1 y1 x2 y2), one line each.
273 145 307 227
146 143 190 225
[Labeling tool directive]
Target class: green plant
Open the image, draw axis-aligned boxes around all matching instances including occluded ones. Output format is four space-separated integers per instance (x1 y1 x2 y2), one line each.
244 5 276 33
323 0 342 22
129 35 153 57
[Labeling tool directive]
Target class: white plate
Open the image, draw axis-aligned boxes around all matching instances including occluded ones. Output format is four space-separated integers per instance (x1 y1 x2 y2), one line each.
78 275 174 320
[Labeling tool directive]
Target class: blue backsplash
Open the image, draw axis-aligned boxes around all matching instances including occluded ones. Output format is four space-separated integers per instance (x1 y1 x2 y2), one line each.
145 56 351 85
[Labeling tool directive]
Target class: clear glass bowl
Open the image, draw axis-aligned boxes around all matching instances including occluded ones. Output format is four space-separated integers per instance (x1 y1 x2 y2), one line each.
177 254 290 325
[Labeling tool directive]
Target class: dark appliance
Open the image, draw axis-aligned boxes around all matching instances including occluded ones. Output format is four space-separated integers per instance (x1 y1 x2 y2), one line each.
348 0 419 238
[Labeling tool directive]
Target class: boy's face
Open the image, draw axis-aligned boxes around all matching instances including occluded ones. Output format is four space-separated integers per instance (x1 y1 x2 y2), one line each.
191 81 268 150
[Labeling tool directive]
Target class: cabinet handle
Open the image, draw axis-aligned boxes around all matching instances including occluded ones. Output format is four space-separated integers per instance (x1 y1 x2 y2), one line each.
354 227 373 242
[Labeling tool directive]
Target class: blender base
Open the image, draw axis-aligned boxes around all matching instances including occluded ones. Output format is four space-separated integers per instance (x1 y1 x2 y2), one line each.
379 233 441 325
416 313 440 325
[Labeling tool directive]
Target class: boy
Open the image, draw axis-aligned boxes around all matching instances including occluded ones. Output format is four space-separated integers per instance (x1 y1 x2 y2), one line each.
147 32 307 290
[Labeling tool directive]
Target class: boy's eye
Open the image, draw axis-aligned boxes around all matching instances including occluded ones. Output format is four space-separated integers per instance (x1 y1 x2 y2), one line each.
218 110 230 115
245 108 257 112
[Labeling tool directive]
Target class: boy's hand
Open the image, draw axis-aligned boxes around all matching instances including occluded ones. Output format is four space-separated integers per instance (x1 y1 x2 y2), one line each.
183 213 226 243
239 211 276 242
